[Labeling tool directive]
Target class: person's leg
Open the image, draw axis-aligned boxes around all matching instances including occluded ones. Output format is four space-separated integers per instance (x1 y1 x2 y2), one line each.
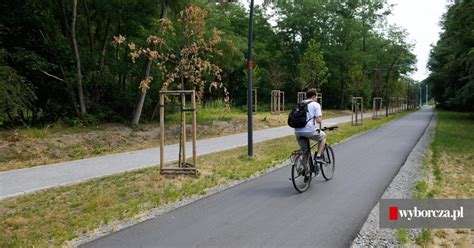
295 135 311 180
306 131 325 175
295 135 309 153
316 136 327 157
312 131 326 158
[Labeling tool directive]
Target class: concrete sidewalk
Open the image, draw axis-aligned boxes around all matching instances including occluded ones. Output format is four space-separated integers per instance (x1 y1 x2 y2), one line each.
0 113 378 200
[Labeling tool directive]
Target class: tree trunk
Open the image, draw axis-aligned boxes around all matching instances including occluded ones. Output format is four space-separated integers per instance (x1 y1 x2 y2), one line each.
149 3 170 122
71 0 87 115
5 108 14 122
384 73 391 117
19 110 26 124
160 0 169 19
131 59 153 126
384 56 400 117
32 108 37 122
150 94 160 121
82 0 94 53
60 0 70 33
99 16 111 70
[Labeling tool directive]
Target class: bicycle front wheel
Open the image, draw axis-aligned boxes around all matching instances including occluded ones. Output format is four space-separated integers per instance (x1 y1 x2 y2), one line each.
291 152 312 193
320 145 335 181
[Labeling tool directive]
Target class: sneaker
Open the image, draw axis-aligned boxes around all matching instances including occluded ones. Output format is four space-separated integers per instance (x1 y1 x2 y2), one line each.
313 156 325 176
304 173 310 183
314 156 326 164
313 164 320 177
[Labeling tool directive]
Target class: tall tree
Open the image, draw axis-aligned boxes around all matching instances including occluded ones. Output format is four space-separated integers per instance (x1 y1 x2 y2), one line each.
427 0 474 111
71 0 87 115
0 49 37 125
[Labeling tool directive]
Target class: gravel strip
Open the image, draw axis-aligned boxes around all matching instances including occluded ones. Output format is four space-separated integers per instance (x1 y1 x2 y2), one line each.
351 111 436 247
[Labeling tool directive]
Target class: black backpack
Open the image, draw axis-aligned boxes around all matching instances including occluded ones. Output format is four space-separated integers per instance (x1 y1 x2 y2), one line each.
287 101 312 128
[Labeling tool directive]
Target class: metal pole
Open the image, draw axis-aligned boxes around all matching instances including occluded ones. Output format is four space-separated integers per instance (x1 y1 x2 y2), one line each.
406 80 409 110
425 84 428 105
247 0 254 157
419 86 422 106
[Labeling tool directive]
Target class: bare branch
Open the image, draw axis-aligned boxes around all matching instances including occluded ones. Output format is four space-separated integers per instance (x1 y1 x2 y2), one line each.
40 70 65 82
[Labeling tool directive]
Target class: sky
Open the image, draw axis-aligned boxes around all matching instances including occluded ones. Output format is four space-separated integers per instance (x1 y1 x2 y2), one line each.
386 0 448 81
248 0 449 82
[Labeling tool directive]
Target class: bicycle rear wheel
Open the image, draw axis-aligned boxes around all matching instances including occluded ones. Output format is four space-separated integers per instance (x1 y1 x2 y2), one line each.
291 152 312 193
320 145 335 181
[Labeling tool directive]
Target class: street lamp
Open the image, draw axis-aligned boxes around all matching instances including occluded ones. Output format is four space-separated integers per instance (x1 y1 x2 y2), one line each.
375 63 411 116
425 84 428 105
419 86 422 106
247 0 255 157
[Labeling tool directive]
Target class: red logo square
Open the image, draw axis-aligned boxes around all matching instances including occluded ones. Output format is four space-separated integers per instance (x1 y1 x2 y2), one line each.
389 206 398 221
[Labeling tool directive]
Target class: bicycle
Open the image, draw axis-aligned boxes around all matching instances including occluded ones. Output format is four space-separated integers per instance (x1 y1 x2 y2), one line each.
290 126 337 193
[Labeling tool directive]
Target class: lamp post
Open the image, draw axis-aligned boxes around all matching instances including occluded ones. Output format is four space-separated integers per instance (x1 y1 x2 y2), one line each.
376 63 411 116
247 0 255 157
419 86 422 106
425 84 428 105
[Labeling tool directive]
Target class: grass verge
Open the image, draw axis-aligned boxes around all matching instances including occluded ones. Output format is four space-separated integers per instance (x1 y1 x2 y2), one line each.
0 107 348 172
0 110 414 247
412 110 473 247
397 228 409 244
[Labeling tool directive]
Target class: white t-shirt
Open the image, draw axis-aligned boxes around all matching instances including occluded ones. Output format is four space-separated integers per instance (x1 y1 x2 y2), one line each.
295 100 322 133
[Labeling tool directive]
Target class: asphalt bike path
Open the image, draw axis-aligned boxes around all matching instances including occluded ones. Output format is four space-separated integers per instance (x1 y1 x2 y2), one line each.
82 107 434 247
0 113 378 200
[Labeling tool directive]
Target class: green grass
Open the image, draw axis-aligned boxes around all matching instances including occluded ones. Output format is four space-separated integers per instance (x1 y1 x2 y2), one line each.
431 111 474 155
408 110 474 246
397 228 409 244
415 229 432 246
415 110 474 198
163 102 244 125
427 110 473 198
20 128 49 139
0 110 415 247
415 181 429 199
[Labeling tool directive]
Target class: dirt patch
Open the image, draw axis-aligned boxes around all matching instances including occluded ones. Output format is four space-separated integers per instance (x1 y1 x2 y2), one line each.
426 152 473 247
431 229 472 248
435 153 473 199
0 113 283 171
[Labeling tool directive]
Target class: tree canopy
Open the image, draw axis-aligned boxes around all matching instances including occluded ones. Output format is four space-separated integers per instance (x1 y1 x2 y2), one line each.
427 0 474 111
0 0 419 126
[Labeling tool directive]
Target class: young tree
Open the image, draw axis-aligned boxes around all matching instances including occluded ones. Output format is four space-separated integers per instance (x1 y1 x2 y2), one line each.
127 33 168 126
125 4 227 126
267 64 283 90
296 40 329 91
160 4 227 101
348 64 365 96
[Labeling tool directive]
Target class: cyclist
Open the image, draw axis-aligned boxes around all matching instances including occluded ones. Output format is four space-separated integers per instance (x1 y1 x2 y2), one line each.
294 88 327 175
